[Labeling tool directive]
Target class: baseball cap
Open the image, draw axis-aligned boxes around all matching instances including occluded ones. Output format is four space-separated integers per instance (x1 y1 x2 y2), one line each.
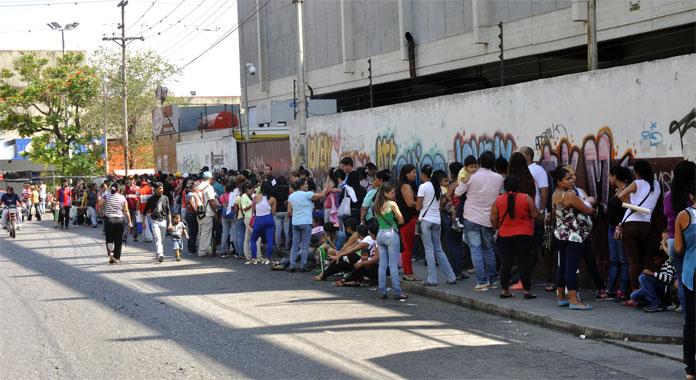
202 171 213 179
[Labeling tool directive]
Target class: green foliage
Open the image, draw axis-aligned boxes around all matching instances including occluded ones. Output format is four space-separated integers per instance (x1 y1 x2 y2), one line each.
0 52 103 175
86 48 182 169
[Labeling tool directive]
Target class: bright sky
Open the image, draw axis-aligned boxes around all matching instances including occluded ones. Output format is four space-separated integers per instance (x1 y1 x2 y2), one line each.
0 0 241 97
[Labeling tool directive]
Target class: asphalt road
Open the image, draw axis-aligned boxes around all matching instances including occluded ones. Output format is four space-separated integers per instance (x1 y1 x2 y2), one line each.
0 219 685 379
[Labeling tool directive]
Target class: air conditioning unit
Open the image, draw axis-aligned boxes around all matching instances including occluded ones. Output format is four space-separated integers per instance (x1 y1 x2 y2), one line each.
572 0 588 22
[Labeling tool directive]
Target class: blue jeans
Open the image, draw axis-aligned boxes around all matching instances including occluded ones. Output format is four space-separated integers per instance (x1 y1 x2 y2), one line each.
377 229 402 295
630 273 663 307
235 219 246 258
221 217 235 253
606 227 629 294
668 238 685 311
442 213 466 275
290 224 312 269
421 220 456 284
463 219 497 285
250 214 275 259
274 212 291 250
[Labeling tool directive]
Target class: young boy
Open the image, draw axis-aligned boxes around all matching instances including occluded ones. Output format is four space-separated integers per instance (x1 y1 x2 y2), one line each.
629 244 675 312
453 155 478 228
168 214 189 262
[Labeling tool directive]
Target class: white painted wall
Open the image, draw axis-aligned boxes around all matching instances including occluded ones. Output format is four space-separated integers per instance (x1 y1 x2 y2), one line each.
176 136 238 174
305 54 695 169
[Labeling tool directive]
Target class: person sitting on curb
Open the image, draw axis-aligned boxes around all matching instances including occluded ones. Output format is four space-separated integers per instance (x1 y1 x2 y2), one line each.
314 223 375 282
337 224 380 287
628 244 675 312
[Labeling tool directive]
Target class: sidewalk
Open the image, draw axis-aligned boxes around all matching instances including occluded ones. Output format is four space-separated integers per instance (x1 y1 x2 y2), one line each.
401 264 683 345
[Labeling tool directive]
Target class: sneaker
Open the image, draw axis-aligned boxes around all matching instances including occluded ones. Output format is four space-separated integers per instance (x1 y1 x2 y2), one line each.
108 254 115 264
595 289 614 301
158 255 164 263
642 305 663 313
175 254 181 262
394 294 408 301
474 283 490 292
245 259 256 265
220 253 230 258
487 282 499 290
113 259 120 264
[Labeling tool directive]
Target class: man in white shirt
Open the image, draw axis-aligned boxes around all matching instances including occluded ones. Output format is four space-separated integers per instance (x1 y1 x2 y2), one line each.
197 171 219 257
519 146 550 275
455 151 503 290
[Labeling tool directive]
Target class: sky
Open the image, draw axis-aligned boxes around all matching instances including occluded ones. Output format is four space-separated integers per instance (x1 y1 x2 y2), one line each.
0 0 241 97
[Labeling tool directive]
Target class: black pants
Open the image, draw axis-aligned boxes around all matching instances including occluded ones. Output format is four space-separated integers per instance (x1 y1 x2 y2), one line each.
622 221 652 292
498 235 533 291
57 206 70 228
684 277 695 376
185 212 199 254
346 264 378 284
128 207 138 239
105 217 125 260
581 238 605 290
321 255 359 280
556 239 583 291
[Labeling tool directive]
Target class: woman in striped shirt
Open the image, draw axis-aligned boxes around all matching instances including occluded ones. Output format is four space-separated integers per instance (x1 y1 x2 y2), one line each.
103 184 132 264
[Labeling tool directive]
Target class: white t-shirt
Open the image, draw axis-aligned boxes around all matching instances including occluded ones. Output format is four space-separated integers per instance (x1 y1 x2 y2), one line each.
361 235 376 257
197 182 217 217
625 179 661 223
528 163 548 209
417 181 441 224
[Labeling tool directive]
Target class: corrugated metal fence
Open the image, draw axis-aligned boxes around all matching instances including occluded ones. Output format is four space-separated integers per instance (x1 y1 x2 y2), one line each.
236 138 291 177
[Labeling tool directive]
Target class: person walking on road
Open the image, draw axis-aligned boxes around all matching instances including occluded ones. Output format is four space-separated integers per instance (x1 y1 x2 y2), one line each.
144 182 172 263
103 183 132 264
55 179 72 230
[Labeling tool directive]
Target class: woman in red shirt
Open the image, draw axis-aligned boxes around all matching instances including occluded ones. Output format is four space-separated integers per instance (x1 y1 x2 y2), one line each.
490 175 539 299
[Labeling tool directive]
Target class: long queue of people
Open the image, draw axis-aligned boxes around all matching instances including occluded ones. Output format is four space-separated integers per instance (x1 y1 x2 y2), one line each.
3 150 695 377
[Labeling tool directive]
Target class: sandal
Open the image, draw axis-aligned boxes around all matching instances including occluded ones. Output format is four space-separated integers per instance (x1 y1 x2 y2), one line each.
402 275 418 282
499 293 514 299
313 275 323 281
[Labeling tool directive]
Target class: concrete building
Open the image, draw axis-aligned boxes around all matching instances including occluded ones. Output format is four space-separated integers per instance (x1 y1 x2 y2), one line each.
238 0 694 115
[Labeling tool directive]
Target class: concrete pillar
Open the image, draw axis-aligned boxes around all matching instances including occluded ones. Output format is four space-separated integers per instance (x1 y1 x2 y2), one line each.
256 0 269 92
340 0 354 73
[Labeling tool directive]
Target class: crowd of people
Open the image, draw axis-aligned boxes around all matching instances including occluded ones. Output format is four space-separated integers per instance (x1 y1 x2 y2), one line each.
2 150 696 377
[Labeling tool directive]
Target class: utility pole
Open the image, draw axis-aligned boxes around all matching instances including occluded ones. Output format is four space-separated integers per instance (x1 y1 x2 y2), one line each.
367 58 373 108
103 0 144 177
103 79 109 176
497 22 504 86
587 0 598 70
293 0 307 167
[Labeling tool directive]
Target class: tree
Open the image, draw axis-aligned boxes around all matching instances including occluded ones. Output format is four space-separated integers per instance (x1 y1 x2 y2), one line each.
0 52 103 176
87 48 182 169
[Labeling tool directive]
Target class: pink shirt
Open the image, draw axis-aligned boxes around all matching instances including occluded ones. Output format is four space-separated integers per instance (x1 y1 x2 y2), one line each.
455 168 503 227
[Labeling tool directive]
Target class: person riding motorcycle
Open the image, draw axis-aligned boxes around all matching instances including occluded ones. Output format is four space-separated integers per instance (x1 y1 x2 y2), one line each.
1 186 24 229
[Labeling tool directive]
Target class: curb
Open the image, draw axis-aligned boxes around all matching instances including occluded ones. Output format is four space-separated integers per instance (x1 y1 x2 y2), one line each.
602 339 683 363
401 282 683 345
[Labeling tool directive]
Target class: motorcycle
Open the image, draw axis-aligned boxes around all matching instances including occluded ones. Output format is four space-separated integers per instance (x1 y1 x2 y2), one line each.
7 206 17 238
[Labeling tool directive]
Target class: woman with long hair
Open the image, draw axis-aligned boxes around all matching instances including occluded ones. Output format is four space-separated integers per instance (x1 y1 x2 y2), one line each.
395 164 418 281
491 175 539 299
507 152 536 199
617 160 662 292
673 166 696 379
374 182 407 300
552 166 597 310
250 181 277 265
606 165 632 300
665 160 696 309
103 183 132 264
417 168 458 286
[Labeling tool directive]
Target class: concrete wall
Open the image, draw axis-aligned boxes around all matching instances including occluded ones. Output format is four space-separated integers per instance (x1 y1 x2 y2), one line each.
239 0 695 112
303 53 695 207
176 135 239 174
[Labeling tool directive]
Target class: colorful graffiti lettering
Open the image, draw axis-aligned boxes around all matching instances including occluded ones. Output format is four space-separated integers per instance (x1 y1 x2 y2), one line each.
395 143 447 183
669 108 696 150
341 150 371 169
308 133 334 173
453 132 516 163
375 134 397 170
639 122 663 147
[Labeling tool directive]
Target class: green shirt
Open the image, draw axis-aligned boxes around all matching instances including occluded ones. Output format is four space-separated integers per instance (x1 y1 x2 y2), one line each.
376 210 398 230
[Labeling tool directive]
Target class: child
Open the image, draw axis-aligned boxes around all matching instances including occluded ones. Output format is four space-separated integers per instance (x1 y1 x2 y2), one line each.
629 243 675 312
453 155 478 228
168 214 189 262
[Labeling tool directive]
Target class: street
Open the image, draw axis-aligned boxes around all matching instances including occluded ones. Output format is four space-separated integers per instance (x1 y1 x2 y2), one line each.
0 220 683 379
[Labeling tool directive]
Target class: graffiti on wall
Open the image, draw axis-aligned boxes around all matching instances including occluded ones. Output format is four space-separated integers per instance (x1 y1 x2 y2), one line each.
395 143 447 183
534 123 569 152
308 132 335 174
639 122 663 147
669 108 696 150
341 151 371 169
453 132 517 163
375 134 397 171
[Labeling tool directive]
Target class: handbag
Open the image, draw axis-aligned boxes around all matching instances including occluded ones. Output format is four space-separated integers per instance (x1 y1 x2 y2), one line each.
337 187 352 218
615 190 651 240
415 195 436 236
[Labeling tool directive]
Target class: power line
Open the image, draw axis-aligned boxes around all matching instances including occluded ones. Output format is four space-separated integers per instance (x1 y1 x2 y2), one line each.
127 0 159 30
157 0 231 56
0 0 112 7
142 0 210 39
136 0 185 35
176 0 271 71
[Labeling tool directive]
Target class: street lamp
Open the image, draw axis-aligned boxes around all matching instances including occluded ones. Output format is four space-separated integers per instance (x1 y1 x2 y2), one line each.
46 21 79 55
